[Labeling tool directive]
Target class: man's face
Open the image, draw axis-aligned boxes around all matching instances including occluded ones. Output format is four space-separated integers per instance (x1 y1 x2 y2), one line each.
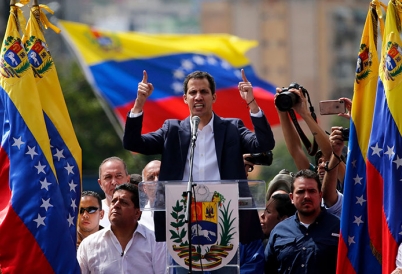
183 78 216 120
78 196 104 233
260 199 283 236
109 189 141 226
143 161 160 200
316 156 326 182
98 160 130 202
290 177 322 217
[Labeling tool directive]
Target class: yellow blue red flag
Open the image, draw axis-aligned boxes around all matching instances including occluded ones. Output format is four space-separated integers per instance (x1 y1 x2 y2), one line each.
59 20 278 133
23 5 82 246
336 1 385 273
0 6 80 273
366 1 402 273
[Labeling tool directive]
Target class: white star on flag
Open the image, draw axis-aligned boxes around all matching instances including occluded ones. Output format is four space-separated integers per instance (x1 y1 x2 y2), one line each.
40 178 52 190
12 136 25 149
67 213 75 227
353 215 364 226
53 148 65 161
393 155 402 169
384 145 395 160
35 161 46 174
69 180 78 192
356 195 367 206
26 146 38 160
40 198 53 211
33 213 46 228
348 236 356 246
64 162 75 175
370 143 382 157
353 175 363 185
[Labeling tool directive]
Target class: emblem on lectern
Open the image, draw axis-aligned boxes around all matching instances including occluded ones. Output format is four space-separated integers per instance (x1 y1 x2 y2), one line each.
166 184 239 271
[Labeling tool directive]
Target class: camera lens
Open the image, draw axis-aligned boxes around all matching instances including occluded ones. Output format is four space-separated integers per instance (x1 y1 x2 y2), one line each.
275 91 298 111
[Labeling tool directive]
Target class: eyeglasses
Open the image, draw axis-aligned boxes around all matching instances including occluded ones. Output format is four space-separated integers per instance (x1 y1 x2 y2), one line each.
79 207 99 215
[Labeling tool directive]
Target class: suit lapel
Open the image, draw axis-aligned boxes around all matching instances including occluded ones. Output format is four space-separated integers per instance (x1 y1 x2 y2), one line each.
179 117 192 165
213 114 226 171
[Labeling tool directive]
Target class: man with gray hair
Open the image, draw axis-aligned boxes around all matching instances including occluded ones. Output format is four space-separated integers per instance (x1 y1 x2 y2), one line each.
97 156 131 228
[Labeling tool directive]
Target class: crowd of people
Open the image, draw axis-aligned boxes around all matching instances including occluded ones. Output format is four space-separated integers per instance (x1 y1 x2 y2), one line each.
75 69 401 273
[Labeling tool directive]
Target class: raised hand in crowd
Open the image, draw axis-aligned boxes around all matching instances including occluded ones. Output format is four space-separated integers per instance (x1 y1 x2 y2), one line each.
337 97 352 120
322 126 346 212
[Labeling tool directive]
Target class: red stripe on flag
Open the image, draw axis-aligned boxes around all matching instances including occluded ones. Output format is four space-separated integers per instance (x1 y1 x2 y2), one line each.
0 207 53 273
366 160 383 257
382 207 398 274
0 147 11 223
336 232 357 274
116 87 277 133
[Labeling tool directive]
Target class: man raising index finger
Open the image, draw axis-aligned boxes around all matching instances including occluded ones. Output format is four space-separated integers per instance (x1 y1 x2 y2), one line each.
123 69 275 272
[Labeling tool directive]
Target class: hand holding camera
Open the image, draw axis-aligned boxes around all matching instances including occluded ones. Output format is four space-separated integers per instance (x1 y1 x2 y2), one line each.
275 83 309 112
329 126 348 156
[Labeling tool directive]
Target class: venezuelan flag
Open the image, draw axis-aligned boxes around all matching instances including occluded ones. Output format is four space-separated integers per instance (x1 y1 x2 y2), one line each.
23 5 82 245
0 6 80 273
59 20 277 133
366 1 402 273
336 2 384 274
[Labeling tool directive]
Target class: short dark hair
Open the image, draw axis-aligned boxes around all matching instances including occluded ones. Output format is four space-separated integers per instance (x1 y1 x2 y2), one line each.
270 193 296 218
81 191 103 210
113 183 140 209
291 169 322 193
130 174 142 185
183 71 216 95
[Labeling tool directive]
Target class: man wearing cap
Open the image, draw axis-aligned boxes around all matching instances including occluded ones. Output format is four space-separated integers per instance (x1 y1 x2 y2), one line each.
265 169 293 200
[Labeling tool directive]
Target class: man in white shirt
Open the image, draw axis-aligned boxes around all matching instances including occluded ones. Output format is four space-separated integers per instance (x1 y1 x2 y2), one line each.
77 183 166 274
98 156 131 228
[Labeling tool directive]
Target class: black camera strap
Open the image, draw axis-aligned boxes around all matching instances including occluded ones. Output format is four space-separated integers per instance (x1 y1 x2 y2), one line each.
287 96 319 156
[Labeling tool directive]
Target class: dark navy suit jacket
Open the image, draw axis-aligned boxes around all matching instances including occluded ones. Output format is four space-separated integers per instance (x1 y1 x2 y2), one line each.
123 112 275 243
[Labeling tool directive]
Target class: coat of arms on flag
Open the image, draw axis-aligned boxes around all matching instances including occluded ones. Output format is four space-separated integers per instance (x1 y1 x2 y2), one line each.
165 183 239 271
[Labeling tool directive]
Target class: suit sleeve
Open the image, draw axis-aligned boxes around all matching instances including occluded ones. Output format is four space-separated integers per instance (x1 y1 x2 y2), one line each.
240 113 275 153
123 113 166 155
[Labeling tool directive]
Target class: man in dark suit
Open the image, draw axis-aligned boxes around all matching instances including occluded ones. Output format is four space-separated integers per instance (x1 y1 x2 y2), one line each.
123 70 275 272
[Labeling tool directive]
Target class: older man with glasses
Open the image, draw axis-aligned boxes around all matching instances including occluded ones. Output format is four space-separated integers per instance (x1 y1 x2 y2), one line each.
77 191 105 248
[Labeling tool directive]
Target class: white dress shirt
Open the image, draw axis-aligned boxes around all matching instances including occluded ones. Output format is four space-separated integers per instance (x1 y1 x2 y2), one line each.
77 223 166 274
99 199 110 228
182 114 220 182
396 242 402 268
138 200 154 231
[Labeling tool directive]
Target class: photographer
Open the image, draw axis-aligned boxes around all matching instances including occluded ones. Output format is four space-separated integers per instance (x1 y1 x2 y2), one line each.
275 86 332 178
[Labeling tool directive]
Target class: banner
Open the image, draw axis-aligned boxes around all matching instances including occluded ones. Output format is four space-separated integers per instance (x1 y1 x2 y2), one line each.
59 20 278 133
0 6 80 273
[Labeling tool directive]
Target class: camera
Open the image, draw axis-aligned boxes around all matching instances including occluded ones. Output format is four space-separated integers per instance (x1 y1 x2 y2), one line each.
341 128 349 141
275 82 308 112
245 151 273 166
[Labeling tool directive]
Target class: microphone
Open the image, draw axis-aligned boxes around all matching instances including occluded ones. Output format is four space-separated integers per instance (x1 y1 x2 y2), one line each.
191 116 200 141
121 251 124 257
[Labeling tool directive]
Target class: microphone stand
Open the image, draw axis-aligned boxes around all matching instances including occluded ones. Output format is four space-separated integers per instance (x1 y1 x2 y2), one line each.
185 133 197 273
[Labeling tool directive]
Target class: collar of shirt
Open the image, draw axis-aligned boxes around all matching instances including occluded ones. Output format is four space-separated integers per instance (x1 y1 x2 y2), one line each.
190 113 214 132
